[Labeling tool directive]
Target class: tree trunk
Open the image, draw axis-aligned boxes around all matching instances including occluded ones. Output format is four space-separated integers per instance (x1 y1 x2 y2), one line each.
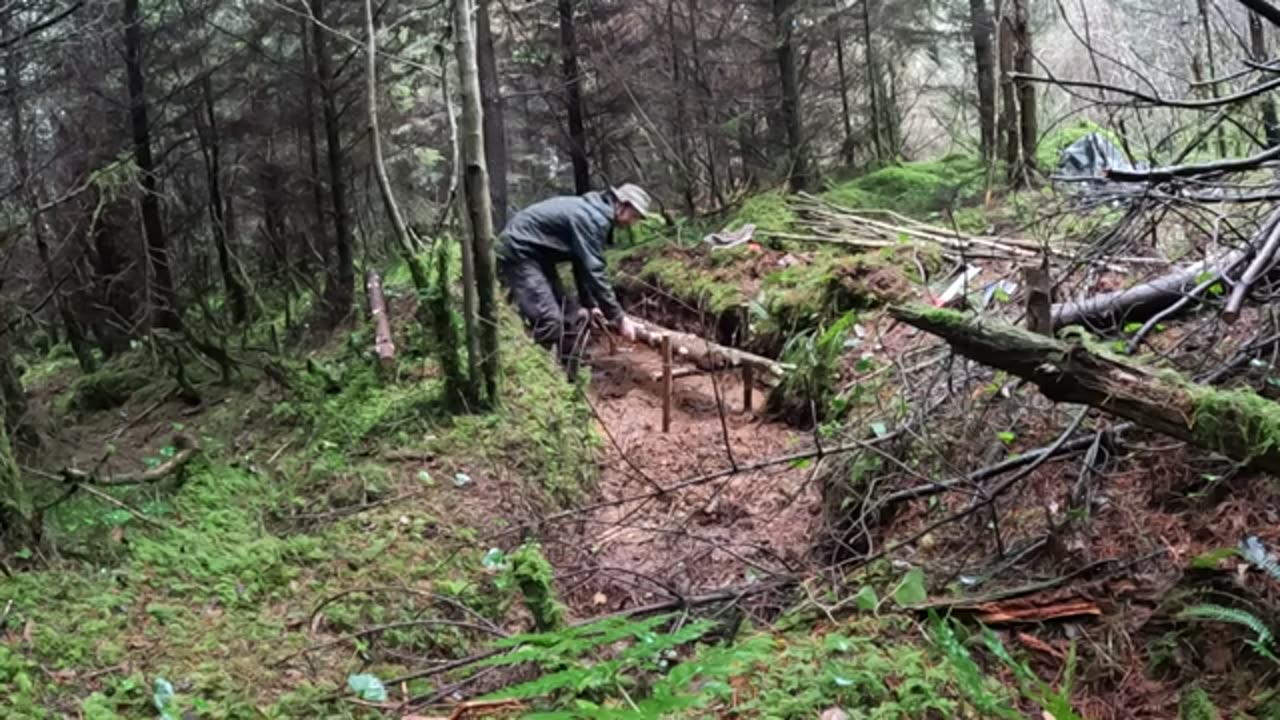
3 23 95 371
123 0 180 329
773 0 808 191
891 303 1280 475
862 0 885 164
1197 0 1229 158
668 0 696 214
476 0 509 228
997 1 1021 182
301 16 328 271
1249 12 1280 147
312 0 355 320
557 0 590 193
1012 0 1036 178
456 0 501 405
969 0 997 166
834 11 855 167
364 0 428 293
197 74 248 324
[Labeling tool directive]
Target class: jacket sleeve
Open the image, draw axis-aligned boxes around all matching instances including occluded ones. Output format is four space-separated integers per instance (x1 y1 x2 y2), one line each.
568 213 624 321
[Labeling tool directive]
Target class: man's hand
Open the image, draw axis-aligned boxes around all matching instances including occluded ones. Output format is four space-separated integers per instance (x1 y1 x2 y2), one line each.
615 315 640 342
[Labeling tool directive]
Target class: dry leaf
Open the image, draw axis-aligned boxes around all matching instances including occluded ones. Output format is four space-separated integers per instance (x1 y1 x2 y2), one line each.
110 526 125 543
592 592 608 606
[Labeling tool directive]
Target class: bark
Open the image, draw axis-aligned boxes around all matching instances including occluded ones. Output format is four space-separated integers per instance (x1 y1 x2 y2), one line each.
834 12 855 166
557 0 590 193
631 318 786 382
312 0 355 320
1238 0 1280 28
365 271 396 374
301 16 328 268
668 0 695 214
996 0 1020 179
123 0 180 329
1198 0 1229 157
363 0 427 292
456 0 501 404
441 42 482 399
969 0 997 165
1249 11 1280 147
862 0 885 164
1012 0 1036 177
891 303 1280 475
476 0 508 228
197 74 248 324
773 0 808 190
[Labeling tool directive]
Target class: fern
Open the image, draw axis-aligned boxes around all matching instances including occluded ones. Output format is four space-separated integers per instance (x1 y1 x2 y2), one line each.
1178 604 1278 663
927 612 1021 719
982 628 1084 720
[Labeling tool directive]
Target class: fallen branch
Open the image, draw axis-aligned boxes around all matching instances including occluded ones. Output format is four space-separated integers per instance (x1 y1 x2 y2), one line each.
1225 210 1280 322
1105 142 1280 182
60 434 200 487
891 303 1280 473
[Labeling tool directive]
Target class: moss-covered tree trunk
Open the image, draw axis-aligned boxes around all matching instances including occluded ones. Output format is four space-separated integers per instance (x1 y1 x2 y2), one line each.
891 304 1280 474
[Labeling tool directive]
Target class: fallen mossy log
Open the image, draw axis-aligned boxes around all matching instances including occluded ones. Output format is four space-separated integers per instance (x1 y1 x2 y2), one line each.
60 434 201 487
890 303 1280 474
630 318 786 383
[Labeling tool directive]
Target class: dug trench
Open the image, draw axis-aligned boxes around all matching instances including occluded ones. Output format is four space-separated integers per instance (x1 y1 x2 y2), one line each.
540 289 827 619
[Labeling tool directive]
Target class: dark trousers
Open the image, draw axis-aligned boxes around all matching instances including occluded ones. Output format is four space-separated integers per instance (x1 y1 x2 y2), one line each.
498 258 588 373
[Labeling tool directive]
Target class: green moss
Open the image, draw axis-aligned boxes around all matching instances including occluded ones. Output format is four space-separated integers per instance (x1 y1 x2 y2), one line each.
1036 119 1124 172
640 254 746 314
1180 687 1221 720
1189 386 1280 462
824 155 986 217
730 191 796 236
63 366 152 413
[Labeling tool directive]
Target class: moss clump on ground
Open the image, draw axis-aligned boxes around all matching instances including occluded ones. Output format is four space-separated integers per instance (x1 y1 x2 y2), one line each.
823 155 987 217
62 365 152 413
510 541 566 631
758 252 913 338
1179 687 1221 720
729 191 796 236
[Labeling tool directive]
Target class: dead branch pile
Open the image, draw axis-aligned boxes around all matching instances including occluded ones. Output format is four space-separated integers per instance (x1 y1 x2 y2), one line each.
782 192 1084 263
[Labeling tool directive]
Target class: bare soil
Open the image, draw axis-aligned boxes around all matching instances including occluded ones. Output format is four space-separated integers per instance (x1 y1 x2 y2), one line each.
545 333 822 615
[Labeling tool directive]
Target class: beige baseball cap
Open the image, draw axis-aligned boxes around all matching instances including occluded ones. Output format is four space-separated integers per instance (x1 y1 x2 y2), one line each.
612 183 653 217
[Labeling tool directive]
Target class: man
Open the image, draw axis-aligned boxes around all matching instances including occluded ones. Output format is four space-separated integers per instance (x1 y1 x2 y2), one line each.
496 183 649 372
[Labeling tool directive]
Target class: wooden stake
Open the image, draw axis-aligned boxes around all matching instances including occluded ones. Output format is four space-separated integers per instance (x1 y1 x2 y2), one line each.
740 305 753 413
661 334 673 433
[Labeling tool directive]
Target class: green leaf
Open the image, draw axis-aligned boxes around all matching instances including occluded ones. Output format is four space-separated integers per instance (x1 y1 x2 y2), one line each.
347 673 388 702
1190 547 1239 569
996 431 1016 445
870 422 889 438
790 457 813 469
160 445 176 459
1123 322 1142 334
1208 282 1225 297
453 472 472 488
893 567 928 606
152 677 176 720
854 585 879 611
994 288 1010 302
417 469 434 486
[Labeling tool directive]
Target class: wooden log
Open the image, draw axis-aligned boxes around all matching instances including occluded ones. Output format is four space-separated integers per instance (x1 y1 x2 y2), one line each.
661 335 673 433
1050 208 1280 329
365 270 396 374
890 303 1280 474
630 318 786 382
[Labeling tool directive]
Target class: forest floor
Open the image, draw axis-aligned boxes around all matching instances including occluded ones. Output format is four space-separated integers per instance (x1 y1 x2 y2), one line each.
6 152 1280 718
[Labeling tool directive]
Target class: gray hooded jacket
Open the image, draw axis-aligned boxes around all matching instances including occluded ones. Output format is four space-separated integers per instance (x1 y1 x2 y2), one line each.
496 191 624 321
